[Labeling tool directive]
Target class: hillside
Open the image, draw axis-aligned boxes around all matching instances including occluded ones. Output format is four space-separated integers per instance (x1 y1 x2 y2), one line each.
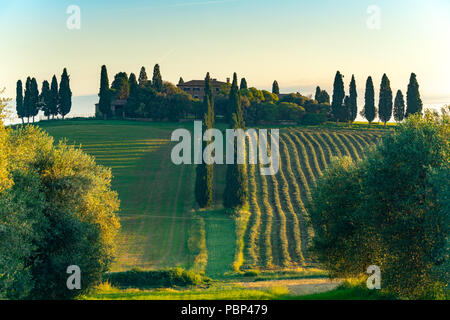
38 120 383 275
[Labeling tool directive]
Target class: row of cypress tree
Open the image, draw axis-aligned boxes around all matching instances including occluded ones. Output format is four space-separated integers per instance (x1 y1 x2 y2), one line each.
195 73 249 210
16 69 72 123
331 71 422 126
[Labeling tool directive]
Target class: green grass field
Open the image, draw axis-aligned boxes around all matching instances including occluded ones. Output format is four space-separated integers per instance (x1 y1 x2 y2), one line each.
38 119 384 278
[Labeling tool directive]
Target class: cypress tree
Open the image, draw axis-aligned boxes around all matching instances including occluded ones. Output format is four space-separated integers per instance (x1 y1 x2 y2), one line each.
240 78 248 90
59 68 72 119
348 75 358 123
23 77 31 123
178 77 184 85
29 78 39 123
406 73 423 117
152 64 163 92
138 66 149 88
378 74 393 127
224 73 248 209
98 65 112 119
361 76 376 125
331 71 345 123
343 96 350 122
50 75 59 119
195 73 215 208
16 80 24 124
40 80 52 121
125 73 139 118
272 80 280 95
315 86 321 102
393 90 405 123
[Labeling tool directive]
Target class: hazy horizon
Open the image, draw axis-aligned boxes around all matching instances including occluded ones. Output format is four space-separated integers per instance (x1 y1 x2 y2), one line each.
1 0 449 104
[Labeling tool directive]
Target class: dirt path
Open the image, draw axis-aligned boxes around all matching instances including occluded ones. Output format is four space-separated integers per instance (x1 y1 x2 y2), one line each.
235 278 341 296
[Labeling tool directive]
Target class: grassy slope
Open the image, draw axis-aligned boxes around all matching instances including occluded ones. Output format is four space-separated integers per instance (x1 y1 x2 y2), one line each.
39 120 195 271
38 120 386 278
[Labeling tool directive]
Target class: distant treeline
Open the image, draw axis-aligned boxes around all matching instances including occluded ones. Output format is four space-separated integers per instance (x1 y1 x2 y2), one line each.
15 68 72 123
330 71 423 126
98 65 331 125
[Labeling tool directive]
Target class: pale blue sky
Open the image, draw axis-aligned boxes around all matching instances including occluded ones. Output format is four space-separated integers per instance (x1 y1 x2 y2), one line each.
0 0 449 103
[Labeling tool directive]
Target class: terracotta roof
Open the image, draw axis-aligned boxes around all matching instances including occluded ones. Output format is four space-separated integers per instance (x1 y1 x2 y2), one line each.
178 79 226 87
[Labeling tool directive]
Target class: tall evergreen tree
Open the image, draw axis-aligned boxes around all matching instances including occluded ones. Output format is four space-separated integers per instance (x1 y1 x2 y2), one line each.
16 80 24 124
49 75 59 119
406 73 423 117
23 77 31 123
315 86 321 102
178 77 184 85
98 65 112 119
138 66 149 88
29 78 40 123
348 75 358 123
59 68 72 119
195 73 215 208
152 64 163 92
40 80 52 120
224 73 248 209
240 78 248 90
361 76 376 125
378 74 393 127
393 90 405 123
331 71 345 123
272 80 280 95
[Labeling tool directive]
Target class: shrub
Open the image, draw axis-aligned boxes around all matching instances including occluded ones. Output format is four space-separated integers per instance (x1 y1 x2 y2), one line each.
105 268 209 289
309 108 449 299
302 113 328 125
0 126 120 300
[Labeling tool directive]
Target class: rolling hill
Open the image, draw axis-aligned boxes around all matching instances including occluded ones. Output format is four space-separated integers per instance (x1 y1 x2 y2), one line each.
38 120 383 275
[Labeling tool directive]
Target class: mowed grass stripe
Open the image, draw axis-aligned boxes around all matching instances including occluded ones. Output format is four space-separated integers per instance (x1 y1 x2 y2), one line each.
278 135 305 264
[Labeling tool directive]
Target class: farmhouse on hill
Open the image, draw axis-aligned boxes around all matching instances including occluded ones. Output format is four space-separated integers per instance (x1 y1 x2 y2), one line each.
177 78 229 100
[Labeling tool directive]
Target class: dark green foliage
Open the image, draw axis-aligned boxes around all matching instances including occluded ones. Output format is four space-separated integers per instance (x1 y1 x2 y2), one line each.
195 73 215 208
111 72 129 100
59 68 72 119
29 78 39 122
378 74 393 126
16 80 24 123
309 109 450 299
23 77 32 121
393 90 405 122
98 65 112 119
314 87 330 104
361 76 376 124
240 78 248 90
343 96 350 122
224 73 248 209
138 66 149 88
406 73 423 117
178 77 184 85
331 71 345 122
49 76 59 119
348 75 358 123
152 64 163 92
272 80 280 95
105 268 209 289
39 80 52 120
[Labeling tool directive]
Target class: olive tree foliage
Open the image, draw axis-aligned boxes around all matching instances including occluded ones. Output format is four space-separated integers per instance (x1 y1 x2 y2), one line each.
0 125 120 300
309 107 449 299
